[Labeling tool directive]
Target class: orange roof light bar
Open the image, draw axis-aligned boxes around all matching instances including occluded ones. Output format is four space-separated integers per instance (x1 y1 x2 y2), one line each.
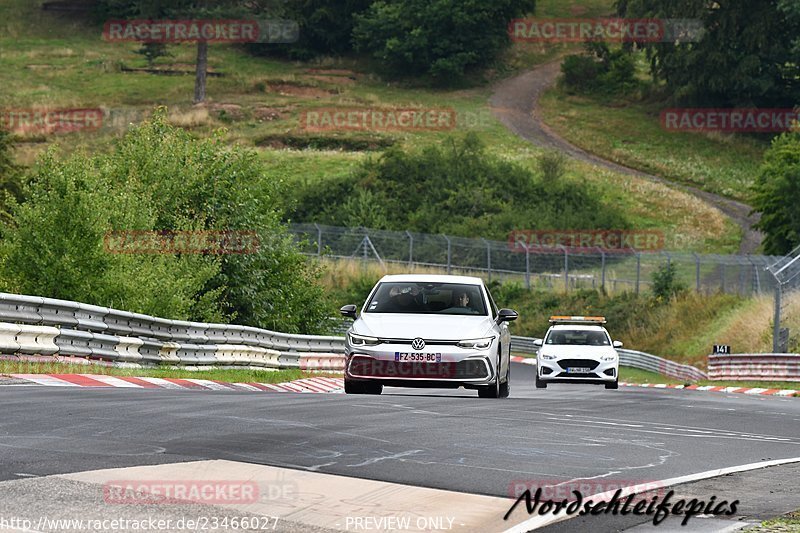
549 315 607 324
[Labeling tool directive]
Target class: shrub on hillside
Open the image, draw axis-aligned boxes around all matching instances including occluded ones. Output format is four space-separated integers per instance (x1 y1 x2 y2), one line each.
1 109 330 334
561 43 638 94
288 134 629 240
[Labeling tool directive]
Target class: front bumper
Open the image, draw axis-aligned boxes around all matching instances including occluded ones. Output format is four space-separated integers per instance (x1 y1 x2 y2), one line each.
537 357 618 383
345 342 497 387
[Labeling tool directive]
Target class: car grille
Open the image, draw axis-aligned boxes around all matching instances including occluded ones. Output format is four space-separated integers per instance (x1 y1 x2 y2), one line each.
557 359 600 371
349 356 489 379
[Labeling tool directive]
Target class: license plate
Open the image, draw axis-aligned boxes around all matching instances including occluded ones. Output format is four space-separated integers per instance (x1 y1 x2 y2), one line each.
395 352 442 362
567 367 591 374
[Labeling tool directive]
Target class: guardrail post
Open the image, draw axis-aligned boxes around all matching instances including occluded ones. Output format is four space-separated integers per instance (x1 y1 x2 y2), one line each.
314 223 322 256
406 230 413 268
692 253 701 292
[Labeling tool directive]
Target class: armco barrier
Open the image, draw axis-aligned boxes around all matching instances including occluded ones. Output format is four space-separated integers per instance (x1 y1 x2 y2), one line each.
708 353 800 382
0 292 346 370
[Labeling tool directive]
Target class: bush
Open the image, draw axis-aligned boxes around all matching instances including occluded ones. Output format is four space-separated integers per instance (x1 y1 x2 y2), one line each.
537 150 568 182
751 132 800 255
352 0 536 83
561 43 638 94
289 134 629 240
0 128 23 226
1 109 330 334
651 263 687 301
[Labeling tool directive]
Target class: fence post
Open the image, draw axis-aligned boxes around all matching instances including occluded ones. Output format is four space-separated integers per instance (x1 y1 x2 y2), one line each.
482 238 492 282
314 223 322 256
443 234 452 275
406 230 413 268
773 283 782 352
636 253 641 294
525 244 531 290
600 249 606 291
559 245 568 292
692 253 700 292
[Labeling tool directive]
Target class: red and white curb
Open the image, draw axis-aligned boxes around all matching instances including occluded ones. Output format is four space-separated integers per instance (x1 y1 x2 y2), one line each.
6 374 344 393
621 381 798 397
511 356 798 398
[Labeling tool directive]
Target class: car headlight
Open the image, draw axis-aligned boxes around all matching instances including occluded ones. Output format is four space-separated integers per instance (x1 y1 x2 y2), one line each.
348 332 382 346
540 353 557 360
456 337 493 349
601 354 617 361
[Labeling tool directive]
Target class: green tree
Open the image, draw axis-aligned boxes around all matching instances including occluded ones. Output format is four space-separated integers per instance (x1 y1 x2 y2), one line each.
651 262 686 301
751 132 800 255
2 109 330 333
0 128 23 226
616 0 800 106
353 0 536 82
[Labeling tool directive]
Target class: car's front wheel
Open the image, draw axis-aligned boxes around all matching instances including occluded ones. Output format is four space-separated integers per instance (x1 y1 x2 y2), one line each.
605 379 619 390
535 371 547 389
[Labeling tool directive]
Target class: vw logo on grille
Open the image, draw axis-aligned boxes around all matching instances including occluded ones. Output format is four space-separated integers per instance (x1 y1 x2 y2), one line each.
411 338 426 351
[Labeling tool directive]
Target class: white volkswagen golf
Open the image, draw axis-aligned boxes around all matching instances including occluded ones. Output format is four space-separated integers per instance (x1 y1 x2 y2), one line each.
340 274 518 398
534 316 622 389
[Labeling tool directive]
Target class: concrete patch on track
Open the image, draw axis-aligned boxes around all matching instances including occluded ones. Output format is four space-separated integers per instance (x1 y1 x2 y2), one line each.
37 460 514 532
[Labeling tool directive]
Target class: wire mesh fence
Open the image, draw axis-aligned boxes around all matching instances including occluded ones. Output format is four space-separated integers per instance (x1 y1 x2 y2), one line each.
289 223 785 297
767 244 800 353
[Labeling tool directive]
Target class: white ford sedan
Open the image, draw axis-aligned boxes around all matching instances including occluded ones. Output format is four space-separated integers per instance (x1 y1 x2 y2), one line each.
340 274 518 398
534 316 622 389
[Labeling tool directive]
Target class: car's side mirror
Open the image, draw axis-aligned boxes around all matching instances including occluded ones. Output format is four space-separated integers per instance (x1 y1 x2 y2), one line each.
340 304 357 319
533 338 543 347
496 308 518 324
613 340 623 348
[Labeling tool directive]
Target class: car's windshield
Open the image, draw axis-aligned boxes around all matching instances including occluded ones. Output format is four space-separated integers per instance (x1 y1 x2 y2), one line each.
364 282 487 315
545 329 610 346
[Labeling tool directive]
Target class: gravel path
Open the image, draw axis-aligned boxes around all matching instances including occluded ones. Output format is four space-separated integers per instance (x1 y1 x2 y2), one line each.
488 59 763 254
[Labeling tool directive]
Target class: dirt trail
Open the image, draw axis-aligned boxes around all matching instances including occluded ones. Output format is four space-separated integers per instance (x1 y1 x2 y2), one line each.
488 60 763 254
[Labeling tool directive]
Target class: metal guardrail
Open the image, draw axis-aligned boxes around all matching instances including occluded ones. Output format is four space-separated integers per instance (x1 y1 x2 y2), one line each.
8 292 793 382
0 293 344 370
511 335 708 381
708 353 800 382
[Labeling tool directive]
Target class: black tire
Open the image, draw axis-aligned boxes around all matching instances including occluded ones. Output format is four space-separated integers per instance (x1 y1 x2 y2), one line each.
479 352 504 398
365 382 383 395
535 372 547 389
605 380 619 390
499 359 510 398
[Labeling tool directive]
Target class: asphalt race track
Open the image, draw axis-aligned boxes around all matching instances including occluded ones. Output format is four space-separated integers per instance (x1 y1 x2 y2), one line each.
1 362 799 532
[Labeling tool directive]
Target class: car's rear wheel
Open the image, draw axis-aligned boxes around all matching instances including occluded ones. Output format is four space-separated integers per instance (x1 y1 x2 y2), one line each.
605 379 619 390
535 371 547 389
344 379 383 395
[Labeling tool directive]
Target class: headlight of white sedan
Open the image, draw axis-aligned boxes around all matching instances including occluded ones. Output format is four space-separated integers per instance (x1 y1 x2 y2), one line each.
456 337 494 349
348 332 382 346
